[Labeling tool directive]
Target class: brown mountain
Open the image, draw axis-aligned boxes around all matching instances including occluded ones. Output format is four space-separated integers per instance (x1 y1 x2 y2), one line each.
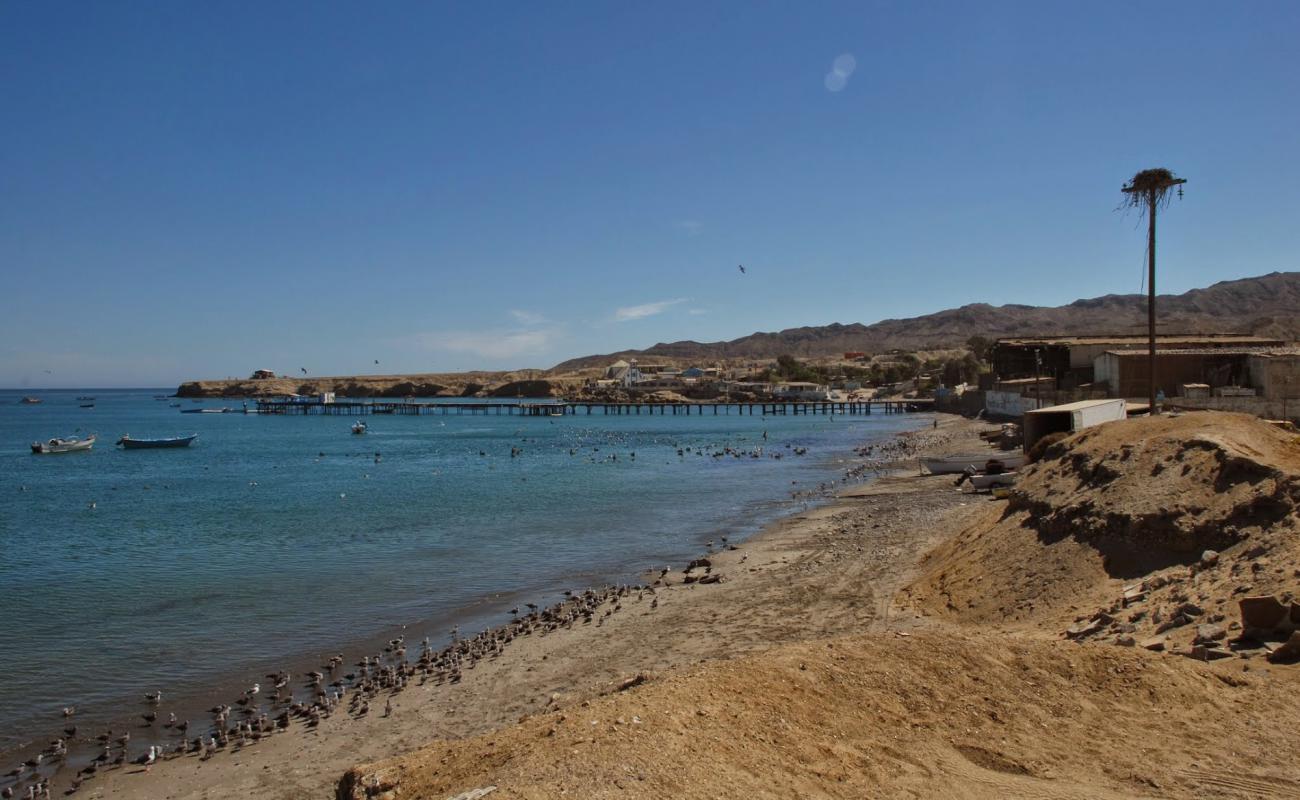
550 271 1300 371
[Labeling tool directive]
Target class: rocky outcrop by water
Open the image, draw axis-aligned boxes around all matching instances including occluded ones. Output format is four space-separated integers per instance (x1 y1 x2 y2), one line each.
175 372 538 399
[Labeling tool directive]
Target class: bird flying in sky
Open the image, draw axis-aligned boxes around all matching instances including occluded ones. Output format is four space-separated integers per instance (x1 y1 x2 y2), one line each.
300 367 307 375
737 264 746 274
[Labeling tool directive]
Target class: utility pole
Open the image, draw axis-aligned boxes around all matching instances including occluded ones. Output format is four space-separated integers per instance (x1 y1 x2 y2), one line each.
1122 169 1186 415
1033 349 1043 409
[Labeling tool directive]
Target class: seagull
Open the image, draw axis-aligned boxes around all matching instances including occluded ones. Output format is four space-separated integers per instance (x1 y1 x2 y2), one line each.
374 359 379 365
300 367 307 375
139 745 157 772
737 264 746 274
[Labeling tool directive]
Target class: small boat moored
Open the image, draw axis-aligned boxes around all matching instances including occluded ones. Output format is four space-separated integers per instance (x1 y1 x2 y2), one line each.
116 433 199 449
31 434 96 454
351 420 368 434
922 451 1026 475
968 471 1018 491
20 396 42 405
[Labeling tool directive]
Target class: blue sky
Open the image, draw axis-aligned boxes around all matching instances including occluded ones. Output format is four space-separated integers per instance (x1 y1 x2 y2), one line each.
2 2 1298 387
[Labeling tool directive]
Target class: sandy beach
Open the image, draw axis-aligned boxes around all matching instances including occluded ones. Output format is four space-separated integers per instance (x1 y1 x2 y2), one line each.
21 415 976 799
23 410 1300 799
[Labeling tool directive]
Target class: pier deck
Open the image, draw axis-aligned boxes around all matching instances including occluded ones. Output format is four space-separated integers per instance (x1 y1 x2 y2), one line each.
253 399 931 417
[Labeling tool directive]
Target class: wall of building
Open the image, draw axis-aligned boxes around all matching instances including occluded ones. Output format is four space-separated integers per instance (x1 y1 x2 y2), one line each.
1248 355 1300 400
985 390 1037 418
1166 396 1299 423
1094 352 1251 398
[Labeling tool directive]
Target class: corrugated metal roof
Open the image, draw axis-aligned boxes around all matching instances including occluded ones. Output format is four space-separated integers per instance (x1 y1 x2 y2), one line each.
1024 398 1127 414
998 334 1281 347
1099 347 1300 357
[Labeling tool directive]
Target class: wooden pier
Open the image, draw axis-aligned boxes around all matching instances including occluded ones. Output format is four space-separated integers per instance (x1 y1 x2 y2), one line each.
254 399 931 417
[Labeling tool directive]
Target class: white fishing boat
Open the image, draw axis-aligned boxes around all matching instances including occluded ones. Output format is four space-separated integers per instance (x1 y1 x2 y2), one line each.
969 471 1018 490
31 434 96 454
922 451 1025 474
351 420 368 434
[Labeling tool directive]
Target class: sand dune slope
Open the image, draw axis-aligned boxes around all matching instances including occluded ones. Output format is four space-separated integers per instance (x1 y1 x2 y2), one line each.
342 630 1300 800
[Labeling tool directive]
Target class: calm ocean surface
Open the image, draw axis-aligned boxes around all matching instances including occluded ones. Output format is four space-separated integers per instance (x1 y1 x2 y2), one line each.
0 389 924 749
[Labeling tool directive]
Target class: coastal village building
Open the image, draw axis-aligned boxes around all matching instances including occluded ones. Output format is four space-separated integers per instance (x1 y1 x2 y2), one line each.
772 381 830 400
974 335 1300 423
604 359 643 388
992 334 1284 389
250 368 277 379
1093 346 1300 419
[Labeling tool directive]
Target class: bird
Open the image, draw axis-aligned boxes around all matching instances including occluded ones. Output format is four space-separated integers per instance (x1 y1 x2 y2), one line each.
300 367 307 375
737 264 746 274
62 706 75 717
143 691 162 704
374 359 379 365
138 746 157 772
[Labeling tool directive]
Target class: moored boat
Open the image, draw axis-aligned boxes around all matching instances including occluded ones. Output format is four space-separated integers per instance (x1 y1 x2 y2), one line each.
116 433 198 449
181 407 230 414
352 420 368 434
922 451 1025 474
80 403 95 408
31 434 96 454
19 396 42 405
968 471 1018 490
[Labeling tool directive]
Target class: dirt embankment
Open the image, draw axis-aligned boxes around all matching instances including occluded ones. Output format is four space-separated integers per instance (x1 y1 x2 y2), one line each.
904 412 1300 652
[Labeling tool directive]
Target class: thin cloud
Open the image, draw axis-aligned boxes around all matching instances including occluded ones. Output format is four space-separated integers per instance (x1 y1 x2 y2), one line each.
404 328 559 360
687 308 708 316
613 298 688 322
675 220 703 236
824 52 857 92
508 309 547 325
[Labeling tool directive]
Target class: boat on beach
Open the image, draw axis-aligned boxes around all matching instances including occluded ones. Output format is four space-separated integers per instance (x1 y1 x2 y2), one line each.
116 433 199 449
352 420 368 434
922 452 1025 474
968 471 1018 490
31 434 96 454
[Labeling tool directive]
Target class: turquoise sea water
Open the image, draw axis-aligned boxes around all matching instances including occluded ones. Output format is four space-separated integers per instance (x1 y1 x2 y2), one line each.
0 388 924 750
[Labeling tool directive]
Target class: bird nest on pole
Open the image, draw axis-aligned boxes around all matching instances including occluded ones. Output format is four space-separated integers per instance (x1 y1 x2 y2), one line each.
1121 168 1184 214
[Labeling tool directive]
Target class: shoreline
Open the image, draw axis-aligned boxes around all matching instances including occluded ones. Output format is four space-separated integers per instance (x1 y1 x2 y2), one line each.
3 413 987 797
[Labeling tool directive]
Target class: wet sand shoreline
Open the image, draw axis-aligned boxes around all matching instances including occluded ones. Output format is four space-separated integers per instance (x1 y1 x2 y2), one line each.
6 414 991 799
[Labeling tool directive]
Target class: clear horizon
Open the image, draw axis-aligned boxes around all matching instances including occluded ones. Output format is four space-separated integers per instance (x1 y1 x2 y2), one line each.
4 2 1298 388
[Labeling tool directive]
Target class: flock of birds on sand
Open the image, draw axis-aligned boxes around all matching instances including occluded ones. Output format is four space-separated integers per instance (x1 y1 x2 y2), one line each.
2 570 718 797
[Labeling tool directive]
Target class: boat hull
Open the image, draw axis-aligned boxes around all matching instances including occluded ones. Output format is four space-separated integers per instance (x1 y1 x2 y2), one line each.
32 436 96 454
117 434 198 449
969 472 1018 490
922 452 1025 474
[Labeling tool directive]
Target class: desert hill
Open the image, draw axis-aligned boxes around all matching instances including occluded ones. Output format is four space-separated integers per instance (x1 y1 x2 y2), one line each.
551 271 1300 370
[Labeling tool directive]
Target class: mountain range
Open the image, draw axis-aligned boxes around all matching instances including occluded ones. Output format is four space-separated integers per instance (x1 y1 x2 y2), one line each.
551 271 1300 371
